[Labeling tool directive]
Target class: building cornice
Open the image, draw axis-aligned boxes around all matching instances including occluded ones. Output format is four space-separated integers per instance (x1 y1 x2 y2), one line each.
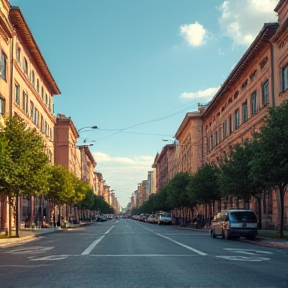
84 146 96 167
9 6 60 95
174 111 201 139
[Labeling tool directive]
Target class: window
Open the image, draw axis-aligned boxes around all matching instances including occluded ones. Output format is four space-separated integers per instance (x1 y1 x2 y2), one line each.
219 126 222 142
262 80 269 107
0 96 5 115
223 121 227 140
48 96 51 111
14 83 20 105
0 51 7 80
31 70 35 86
234 108 239 130
242 101 248 123
23 58 28 75
22 91 28 114
37 79 40 93
215 131 218 146
34 108 39 127
30 101 35 120
251 91 257 116
282 64 288 92
44 121 48 135
41 87 44 99
228 114 232 134
40 115 44 133
16 47 21 63
210 135 213 149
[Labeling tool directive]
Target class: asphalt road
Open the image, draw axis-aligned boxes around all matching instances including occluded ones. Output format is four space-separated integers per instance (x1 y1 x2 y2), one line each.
0 218 287 288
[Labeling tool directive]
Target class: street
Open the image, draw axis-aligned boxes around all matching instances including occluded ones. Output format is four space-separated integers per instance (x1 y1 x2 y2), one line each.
0 218 288 288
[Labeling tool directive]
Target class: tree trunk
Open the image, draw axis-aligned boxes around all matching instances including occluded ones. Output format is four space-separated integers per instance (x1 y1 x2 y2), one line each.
256 195 262 230
15 195 19 237
277 185 284 237
8 196 11 237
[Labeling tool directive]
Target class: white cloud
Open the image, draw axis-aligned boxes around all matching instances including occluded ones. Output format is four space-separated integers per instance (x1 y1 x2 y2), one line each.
93 152 155 208
180 22 207 47
180 87 220 101
218 0 278 46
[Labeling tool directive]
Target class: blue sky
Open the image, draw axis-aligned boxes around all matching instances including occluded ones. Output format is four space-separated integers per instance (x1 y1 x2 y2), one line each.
10 0 278 208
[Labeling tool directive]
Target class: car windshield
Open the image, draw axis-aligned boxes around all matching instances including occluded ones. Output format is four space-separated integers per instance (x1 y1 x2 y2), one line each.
160 213 171 217
229 212 257 222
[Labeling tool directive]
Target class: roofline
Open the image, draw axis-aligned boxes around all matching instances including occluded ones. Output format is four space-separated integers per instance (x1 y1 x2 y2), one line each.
9 6 61 95
202 22 279 117
274 0 285 12
157 143 175 163
174 111 201 139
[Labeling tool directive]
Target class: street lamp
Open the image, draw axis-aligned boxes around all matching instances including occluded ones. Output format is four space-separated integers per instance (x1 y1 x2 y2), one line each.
76 143 94 148
77 126 98 134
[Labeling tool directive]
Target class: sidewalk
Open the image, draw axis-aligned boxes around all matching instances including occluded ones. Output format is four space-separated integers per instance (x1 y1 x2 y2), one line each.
246 229 288 250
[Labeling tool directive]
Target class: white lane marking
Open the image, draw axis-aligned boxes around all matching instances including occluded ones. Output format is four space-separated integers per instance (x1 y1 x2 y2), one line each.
224 248 273 255
104 225 115 234
0 264 51 267
88 254 198 257
81 225 114 255
137 222 207 256
30 255 70 261
216 256 270 261
81 236 105 255
157 234 207 256
5 246 54 254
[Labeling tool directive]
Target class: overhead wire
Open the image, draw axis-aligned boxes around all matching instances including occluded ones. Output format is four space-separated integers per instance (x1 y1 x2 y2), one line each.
94 98 206 141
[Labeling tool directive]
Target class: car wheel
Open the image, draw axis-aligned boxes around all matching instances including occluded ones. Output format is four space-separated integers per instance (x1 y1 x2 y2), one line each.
224 229 230 240
211 230 216 238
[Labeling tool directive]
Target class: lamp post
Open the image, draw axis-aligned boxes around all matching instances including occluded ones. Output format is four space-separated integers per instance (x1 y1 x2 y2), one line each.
77 125 98 134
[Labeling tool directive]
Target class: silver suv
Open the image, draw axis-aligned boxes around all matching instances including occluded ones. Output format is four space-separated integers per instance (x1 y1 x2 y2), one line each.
210 209 258 240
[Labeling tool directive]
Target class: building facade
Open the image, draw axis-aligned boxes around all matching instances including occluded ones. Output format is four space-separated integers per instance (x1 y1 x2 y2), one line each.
0 0 61 233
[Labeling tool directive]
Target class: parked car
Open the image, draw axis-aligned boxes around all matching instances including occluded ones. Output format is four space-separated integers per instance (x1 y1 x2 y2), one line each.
147 214 156 224
210 209 258 240
156 212 172 225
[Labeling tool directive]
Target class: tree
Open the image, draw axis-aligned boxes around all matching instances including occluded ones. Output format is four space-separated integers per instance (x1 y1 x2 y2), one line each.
249 101 288 237
188 163 221 219
166 172 191 209
46 165 76 206
0 116 50 236
218 142 263 202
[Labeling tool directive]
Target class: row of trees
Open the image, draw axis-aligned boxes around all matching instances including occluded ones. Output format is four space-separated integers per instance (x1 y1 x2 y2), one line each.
132 101 288 237
0 116 114 237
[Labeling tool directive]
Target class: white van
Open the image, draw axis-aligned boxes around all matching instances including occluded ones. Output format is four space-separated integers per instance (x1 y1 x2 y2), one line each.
210 209 258 240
